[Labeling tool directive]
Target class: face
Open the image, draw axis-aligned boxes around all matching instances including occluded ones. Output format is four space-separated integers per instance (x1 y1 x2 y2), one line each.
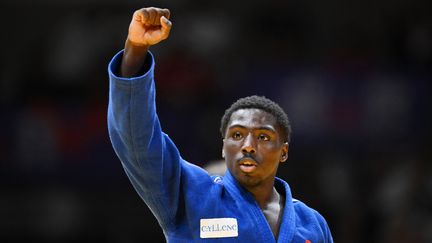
222 108 288 189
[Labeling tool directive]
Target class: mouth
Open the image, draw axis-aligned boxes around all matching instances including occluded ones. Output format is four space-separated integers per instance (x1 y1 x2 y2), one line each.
238 158 258 173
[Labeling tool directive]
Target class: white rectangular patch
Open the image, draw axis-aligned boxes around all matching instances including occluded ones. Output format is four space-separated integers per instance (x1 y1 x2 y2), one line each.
200 218 238 238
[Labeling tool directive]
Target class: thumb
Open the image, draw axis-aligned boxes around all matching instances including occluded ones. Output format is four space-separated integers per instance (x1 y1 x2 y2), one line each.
160 16 172 39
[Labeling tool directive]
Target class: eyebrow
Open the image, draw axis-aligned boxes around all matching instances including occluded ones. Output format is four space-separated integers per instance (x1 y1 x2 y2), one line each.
227 124 277 133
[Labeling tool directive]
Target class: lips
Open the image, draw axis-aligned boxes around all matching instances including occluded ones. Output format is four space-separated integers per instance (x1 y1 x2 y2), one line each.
238 157 258 173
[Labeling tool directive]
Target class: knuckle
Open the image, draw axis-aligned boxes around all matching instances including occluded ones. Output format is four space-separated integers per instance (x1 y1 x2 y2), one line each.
148 7 156 14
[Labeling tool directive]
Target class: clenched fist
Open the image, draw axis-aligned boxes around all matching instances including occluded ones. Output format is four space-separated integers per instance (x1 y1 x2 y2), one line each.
121 7 172 77
128 7 172 46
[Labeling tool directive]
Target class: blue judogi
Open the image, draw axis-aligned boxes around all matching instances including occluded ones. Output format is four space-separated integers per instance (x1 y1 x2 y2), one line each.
107 50 333 243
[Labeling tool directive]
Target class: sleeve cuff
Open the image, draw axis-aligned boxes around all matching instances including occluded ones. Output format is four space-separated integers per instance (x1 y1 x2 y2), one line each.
107 49 155 81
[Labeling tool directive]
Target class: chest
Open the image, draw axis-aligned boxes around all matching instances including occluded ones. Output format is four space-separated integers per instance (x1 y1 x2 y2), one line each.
262 196 285 240
175 187 285 242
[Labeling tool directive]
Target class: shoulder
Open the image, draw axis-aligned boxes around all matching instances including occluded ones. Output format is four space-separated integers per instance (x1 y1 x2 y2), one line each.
180 161 225 189
275 177 330 230
292 198 332 239
292 198 327 224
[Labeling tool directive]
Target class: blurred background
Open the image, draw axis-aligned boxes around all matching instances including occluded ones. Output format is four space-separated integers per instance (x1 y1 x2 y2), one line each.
1 0 431 242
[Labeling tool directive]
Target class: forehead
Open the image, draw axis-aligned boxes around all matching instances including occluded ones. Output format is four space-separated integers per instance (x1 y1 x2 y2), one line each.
228 108 278 128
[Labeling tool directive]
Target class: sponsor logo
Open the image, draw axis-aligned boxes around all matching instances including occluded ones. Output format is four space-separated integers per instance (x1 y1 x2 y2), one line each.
200 218 238 238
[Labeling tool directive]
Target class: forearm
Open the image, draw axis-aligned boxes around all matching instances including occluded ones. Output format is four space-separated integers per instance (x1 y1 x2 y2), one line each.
108 50 158 167
120 39 150 77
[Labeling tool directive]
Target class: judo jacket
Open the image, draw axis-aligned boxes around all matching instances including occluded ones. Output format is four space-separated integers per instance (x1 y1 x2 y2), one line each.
108 50 334 243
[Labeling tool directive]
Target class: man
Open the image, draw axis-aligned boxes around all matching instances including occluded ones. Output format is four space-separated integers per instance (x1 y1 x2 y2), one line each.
108 7 333 242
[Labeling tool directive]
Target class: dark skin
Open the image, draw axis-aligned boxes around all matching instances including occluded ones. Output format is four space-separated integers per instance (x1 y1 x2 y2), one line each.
120 7 289 240
120 7 171 77
223 109 289 239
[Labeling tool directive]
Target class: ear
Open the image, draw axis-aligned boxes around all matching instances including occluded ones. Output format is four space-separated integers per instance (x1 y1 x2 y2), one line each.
222 138 226 158
280 142 289 162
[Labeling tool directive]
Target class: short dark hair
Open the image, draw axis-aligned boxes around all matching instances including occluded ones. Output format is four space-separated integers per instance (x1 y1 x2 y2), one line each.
220 95 292 143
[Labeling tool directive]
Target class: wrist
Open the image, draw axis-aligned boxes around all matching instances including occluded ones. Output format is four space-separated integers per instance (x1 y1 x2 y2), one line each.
125 38 149 54
120 39 150 77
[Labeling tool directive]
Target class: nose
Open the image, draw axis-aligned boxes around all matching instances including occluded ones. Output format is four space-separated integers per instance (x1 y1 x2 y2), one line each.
241 133 256 154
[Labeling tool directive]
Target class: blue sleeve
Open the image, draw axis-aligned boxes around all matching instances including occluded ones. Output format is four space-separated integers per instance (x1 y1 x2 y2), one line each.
107 50 182 227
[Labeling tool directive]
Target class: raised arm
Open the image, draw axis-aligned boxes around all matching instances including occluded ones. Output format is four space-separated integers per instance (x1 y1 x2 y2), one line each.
120 7 171 77
108 7 183 228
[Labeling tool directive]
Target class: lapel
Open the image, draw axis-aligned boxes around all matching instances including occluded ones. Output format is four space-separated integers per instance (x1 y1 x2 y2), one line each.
274 177 296 242
223 170 281 242
223 172 297 242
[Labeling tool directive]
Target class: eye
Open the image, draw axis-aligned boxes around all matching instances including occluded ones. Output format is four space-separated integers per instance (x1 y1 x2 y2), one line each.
232 131 243 140
258 134 270 141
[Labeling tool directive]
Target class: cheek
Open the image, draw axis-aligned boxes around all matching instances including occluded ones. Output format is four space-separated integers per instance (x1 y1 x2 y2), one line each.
224 140 240 151
259 143 280 153
223 142 242 165
257 144 283 160
222 143 233 160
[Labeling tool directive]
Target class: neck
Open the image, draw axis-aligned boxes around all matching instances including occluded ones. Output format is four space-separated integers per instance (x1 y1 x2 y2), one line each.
247 183 279 209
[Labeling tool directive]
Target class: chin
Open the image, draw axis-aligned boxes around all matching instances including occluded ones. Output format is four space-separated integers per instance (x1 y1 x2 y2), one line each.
236 174 261 188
